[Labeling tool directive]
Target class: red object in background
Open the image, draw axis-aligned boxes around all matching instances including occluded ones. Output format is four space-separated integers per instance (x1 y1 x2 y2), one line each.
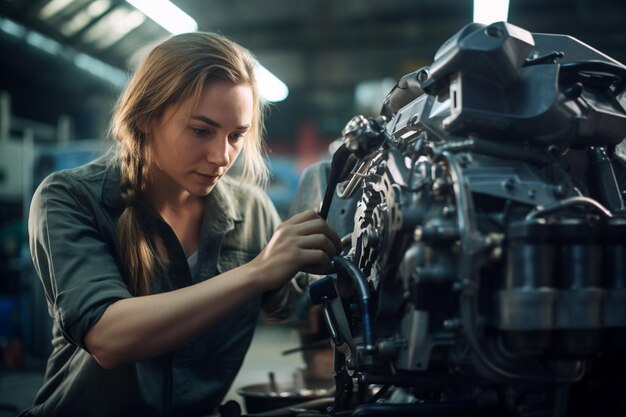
3 338 22 369
295 121 325 173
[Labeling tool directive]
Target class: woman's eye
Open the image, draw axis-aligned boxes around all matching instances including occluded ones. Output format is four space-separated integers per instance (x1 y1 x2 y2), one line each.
192 128 212 137
229 132 246 142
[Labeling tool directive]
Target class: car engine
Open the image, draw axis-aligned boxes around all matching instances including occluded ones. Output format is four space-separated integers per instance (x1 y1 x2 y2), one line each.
301 21 626 417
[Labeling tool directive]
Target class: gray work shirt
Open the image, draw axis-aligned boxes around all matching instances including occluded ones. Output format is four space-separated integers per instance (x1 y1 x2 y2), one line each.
26 156 306 417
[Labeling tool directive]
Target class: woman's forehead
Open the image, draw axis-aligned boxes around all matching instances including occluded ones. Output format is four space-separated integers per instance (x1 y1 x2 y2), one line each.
157 82 253 130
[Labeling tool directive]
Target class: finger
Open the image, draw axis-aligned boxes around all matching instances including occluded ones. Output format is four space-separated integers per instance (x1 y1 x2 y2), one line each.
284 209 318 225
297 234 340 257
290 218 331 236
290 219 343 252
298 249 334 274
327 228 342 253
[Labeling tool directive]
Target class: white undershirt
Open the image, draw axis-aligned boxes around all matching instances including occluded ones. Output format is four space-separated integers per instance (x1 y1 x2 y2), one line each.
187 251 199 280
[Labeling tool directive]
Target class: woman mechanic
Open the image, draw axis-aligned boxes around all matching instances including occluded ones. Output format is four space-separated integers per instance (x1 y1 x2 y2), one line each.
25 32 341 417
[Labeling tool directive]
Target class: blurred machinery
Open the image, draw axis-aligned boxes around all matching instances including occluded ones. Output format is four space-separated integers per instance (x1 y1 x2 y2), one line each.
0 91 106 363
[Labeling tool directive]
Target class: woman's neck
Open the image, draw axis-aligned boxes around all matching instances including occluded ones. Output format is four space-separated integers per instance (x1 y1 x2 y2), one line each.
144 162 200 214
144 164 204 257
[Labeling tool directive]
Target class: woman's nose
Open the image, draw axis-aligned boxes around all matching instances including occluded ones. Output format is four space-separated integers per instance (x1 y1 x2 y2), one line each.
206 137 230 167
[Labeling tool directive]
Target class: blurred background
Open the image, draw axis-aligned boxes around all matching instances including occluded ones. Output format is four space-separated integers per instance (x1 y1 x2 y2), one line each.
1 0 625 414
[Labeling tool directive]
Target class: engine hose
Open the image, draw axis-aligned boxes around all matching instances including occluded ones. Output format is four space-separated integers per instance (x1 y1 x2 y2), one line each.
331 256 374 350
443 151 587 384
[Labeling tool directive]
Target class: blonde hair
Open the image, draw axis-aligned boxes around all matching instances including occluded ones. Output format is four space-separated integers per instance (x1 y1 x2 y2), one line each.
109 32 268 295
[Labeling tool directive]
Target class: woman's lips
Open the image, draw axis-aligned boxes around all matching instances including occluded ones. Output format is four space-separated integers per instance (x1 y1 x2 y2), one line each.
193 171 220 182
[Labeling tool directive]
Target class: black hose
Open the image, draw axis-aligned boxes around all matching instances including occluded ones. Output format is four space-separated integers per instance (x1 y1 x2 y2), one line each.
331 256 374 350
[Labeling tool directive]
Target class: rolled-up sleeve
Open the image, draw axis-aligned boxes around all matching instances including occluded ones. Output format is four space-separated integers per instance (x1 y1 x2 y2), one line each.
28 172 132 350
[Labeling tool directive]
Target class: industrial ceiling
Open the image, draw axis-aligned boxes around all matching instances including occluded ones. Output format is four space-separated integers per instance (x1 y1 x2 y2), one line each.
1 0 625 146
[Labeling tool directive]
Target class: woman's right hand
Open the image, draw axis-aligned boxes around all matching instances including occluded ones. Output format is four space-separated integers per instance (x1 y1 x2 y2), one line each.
249 209 342 291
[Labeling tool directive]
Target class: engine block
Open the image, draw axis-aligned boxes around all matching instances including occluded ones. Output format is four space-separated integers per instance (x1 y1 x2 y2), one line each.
304 21 626 417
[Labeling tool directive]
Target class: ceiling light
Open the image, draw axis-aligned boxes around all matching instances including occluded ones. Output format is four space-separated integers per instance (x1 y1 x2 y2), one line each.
39 0 74 20
74 53 127 87
0 17 26 38
123 0 286 102
255 63 289 103
83 7 146 49
473 0 510 24
61 0 112 36
124 0 197 34
25 31 62 55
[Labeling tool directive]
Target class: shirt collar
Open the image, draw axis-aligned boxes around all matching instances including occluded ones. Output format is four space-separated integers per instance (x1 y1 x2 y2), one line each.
100 157 125 209
100 158 244 224
205 176 245 226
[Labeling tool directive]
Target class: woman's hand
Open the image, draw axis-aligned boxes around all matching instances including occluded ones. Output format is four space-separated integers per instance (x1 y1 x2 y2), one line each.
249 209 342 291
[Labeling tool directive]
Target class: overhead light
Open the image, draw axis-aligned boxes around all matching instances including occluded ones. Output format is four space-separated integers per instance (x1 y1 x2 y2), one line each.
0 17 26 38
74 53 127 87
39 0 74 20
61 0 112 36
25 31 62 55
82 7 146 49
124 0 197 34
124 0 287 102
473 0 510 24
255 63 289 103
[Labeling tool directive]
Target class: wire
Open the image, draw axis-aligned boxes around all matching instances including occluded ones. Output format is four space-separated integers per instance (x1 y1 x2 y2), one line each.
525 196 613 220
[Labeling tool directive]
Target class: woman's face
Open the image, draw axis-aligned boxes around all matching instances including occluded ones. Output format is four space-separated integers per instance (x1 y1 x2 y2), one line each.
148 80 254 199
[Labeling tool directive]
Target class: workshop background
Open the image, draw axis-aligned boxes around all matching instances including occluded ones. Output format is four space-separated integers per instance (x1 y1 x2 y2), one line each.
1 0 625 414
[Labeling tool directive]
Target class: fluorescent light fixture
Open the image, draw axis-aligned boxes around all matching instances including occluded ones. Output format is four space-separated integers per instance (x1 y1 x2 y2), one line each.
39 0 74 20
61 0 112 36
82 8 146 49
74 53 127 87
0 15 127 88
124 0 287 101
124 0 197 34
255 63 289 103
473 0 510 24
26 31 62 55
0 17 26 38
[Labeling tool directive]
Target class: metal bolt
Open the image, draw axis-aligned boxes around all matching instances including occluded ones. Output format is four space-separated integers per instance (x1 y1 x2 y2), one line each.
554 184 567 198
442 205 456 218
417 69 429 82
485 26 504 37
503 178 516 192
